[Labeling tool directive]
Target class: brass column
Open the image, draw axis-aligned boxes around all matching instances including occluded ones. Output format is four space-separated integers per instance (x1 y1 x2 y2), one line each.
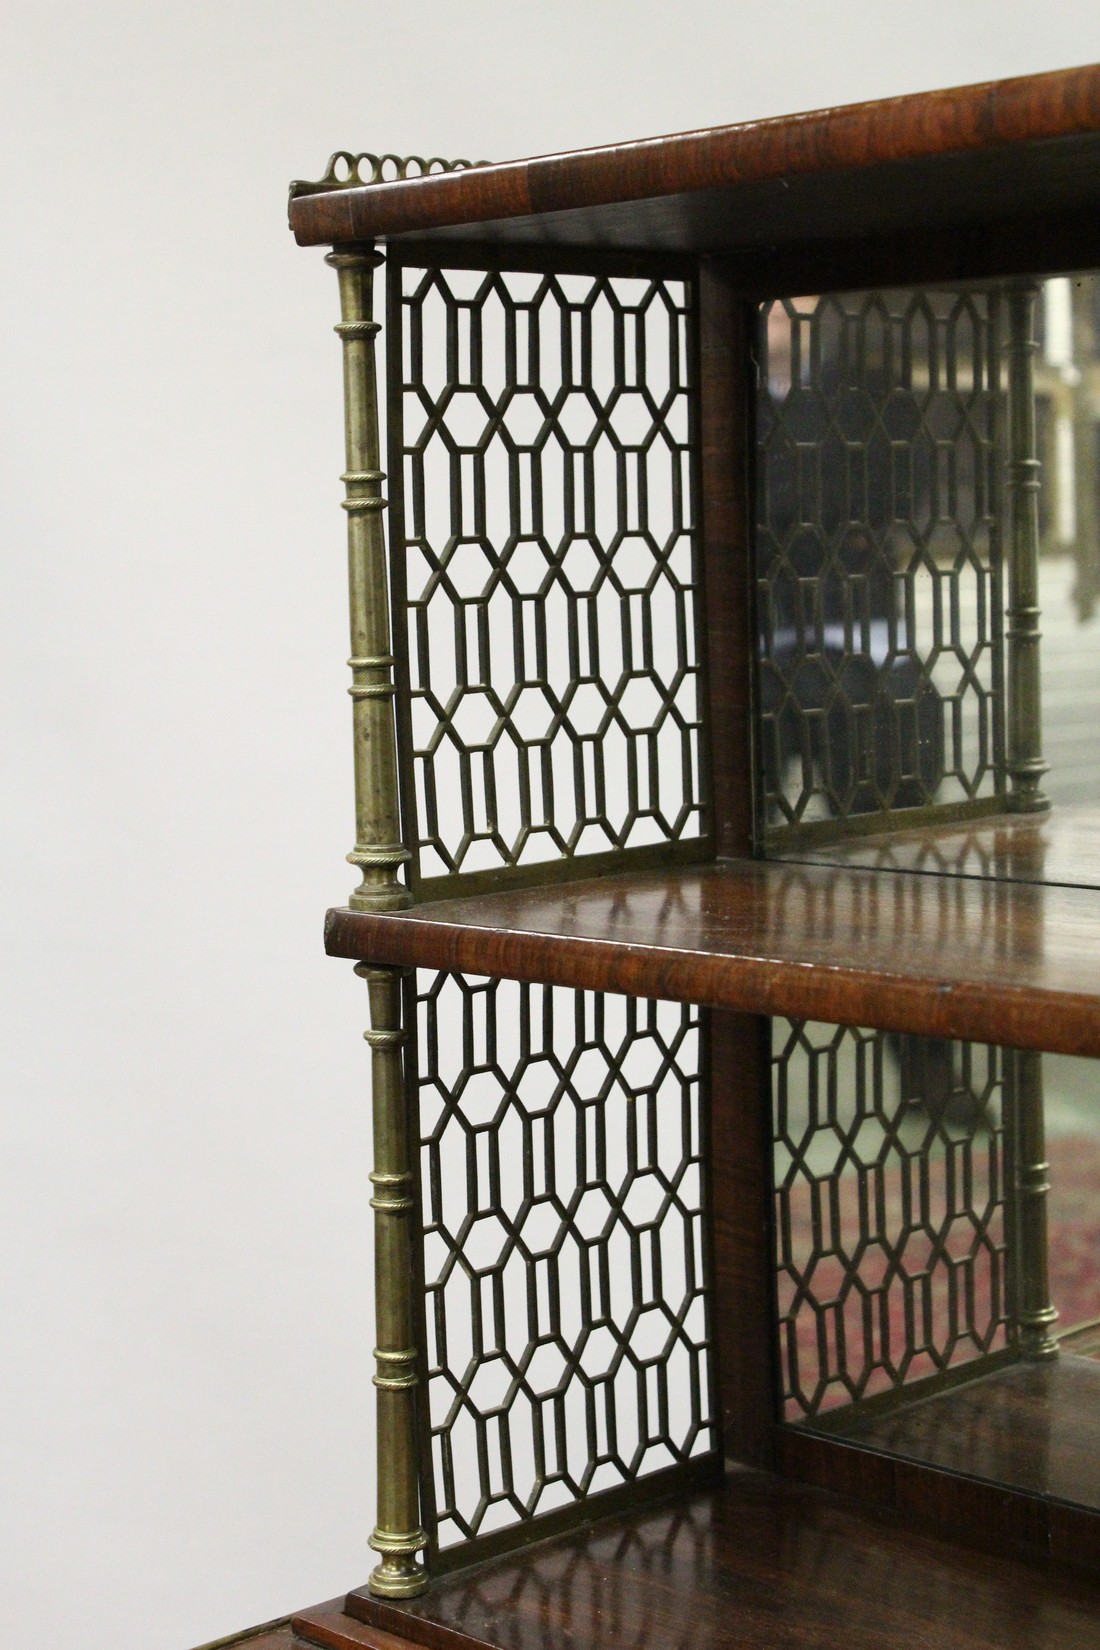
328 247 427 1594
1070 277 1100 619
357 962 427 1595
1003 283 1057 1360
1008 1047 1059 1359
327 246 412 913
1004 280 1049 814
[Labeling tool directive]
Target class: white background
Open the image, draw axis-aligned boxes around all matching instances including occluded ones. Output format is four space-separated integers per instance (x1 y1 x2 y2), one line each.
3 5 1099 1647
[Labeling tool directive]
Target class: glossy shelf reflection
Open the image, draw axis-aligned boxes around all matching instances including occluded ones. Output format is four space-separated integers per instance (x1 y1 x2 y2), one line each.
777 806 1100 891
327 856 1100 1056
826 1350 1100 1512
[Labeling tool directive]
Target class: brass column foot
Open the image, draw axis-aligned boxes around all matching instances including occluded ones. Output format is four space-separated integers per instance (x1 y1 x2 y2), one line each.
368 1532 430 1598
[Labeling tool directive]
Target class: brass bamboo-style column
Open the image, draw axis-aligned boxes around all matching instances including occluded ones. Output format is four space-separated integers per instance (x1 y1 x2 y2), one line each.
1004 280 1049 814
327 248 426 1594
1002 283 1057 1361
1070 277 1100 620
357 962 428 1595
1007 1047 1059 1359
327 246 412 913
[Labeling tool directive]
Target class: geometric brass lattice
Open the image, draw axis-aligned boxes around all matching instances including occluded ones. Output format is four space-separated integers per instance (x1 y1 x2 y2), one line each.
414 972 716 1565
771 1020 1009 1420
391 264 705 890
756 287 1007 838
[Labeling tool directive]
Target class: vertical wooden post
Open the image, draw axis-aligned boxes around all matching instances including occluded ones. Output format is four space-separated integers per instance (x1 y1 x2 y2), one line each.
1004 280 1049 814
698 259 777 1468
328 246 412 913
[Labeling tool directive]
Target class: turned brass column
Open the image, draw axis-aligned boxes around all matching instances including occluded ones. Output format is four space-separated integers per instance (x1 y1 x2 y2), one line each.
1004 280 1049 814
327 245 412 913
357 962 427 1595
1007 1047 1059 1359
1000 283 1058 1361
1001 283 1057 1360
327 247 426 1594
1070 277 1100 619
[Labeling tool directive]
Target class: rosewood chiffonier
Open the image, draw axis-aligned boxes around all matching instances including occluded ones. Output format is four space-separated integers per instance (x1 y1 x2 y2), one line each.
205 62 1100 1650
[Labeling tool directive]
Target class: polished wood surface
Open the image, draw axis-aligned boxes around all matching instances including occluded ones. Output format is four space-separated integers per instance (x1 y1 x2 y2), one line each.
776 1423 1100 1574
199 1601 427 1650
290 65 1100 252
326 857 1100 1055
783 806 1100 890
293 1603 423 1650
833 1352 1100 1512
345 1466 1100 1650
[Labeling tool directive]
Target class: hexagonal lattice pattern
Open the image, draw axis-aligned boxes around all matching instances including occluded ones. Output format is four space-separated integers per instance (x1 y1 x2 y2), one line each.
394 265 704 882
756 288 1006 830
772 1020 1008 1419
415 973 714 1556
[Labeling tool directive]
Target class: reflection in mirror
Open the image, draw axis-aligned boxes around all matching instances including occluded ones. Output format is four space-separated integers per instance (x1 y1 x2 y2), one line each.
755 273 1100 886
772 1020 1100 1513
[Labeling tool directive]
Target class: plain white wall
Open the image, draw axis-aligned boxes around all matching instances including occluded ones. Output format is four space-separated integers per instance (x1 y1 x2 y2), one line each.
3 5 1099 1647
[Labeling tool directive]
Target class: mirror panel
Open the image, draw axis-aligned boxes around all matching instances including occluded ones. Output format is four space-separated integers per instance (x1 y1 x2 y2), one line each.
756 273 1100 887
772 1021 1100 1512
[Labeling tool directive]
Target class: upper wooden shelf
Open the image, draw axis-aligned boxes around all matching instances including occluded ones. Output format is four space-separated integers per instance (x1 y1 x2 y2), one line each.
290 64 1100 265
326 854 1100 1057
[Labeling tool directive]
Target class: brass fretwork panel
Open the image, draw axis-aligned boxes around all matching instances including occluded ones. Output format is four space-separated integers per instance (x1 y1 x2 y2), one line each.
772 1020 1009 1420
391 264 705 890
413 972 716 1564
756 288 1006 838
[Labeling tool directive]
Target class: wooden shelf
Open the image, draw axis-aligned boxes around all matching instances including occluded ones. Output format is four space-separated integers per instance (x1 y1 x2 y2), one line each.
289 66 1100 274
284 1466 1099 1650
191 1465 1100 1647
326 855 1100 1056
203 1452 1100 1650
205 1457 1100 1650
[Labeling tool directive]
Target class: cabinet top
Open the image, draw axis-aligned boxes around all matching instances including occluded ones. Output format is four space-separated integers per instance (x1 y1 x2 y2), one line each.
288 63 1100 260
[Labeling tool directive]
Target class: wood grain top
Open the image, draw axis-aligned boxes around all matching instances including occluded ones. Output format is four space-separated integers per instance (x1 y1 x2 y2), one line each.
290 64 1100 252
325 857 1100 1055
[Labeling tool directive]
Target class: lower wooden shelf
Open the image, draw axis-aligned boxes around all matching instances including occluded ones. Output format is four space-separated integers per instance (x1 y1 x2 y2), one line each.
326 852 1100 1056
211 1465 1100 1650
